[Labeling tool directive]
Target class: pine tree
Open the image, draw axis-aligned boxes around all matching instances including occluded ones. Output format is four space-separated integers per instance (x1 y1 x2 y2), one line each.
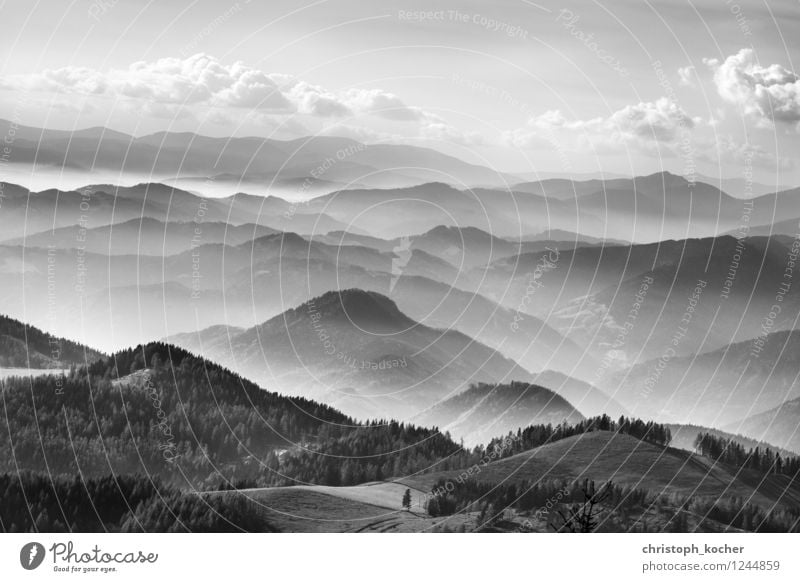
402 488 412 511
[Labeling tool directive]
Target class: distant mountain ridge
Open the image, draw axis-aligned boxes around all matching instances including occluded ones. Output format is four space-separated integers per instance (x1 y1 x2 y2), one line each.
167 289 537 420
601 330 800 428
7 171 800 244
1 119 516 192
724 397 800 455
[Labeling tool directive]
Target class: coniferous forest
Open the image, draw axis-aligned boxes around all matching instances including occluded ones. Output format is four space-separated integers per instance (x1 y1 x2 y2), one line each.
2 340 798 532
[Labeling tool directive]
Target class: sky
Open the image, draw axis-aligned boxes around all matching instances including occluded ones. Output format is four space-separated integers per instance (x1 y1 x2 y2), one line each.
1 0 799 184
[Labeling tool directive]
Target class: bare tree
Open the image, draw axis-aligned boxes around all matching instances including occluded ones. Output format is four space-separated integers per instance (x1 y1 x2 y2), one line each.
550 480 613 533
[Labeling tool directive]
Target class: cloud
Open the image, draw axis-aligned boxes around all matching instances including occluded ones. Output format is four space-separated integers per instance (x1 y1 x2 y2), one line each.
284 81 352 117
1 54 293 111
278 84 430 121
31 66 107 94
704 48 800 127
610 98 696 141
343 89 425 121
0 54 438 125
678 66 696 87
505 97 697 152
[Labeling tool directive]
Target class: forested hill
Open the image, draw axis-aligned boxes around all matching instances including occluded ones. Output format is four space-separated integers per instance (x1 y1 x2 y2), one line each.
0 337 693 501
0 342 460 487
0 314 104 368
0 472 270 533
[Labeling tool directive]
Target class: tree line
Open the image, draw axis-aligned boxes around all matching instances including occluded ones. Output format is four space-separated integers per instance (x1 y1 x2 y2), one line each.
693 432 800 477
0 471 269 532
479 414 672 463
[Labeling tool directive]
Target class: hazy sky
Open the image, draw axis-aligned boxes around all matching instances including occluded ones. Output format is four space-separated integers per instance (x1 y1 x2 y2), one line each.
1 0 798 184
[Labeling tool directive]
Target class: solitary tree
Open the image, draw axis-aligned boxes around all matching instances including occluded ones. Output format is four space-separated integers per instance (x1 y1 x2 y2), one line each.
550 480 613 533
402 489 412 511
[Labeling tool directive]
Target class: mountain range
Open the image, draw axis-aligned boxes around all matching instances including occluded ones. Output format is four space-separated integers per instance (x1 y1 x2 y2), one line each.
167 289 538 419
2 119 516 194
3 119 800 533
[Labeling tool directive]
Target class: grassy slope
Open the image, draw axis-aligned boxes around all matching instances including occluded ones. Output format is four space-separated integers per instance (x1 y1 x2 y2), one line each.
205 485 472 532
403 431 799 511
206 430 800 532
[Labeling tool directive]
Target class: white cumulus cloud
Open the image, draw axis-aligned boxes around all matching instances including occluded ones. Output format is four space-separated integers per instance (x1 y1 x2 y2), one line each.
1 54 292 110
505 97 697 152
343 88 426 121
704 48 800 127
0 54 440 125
